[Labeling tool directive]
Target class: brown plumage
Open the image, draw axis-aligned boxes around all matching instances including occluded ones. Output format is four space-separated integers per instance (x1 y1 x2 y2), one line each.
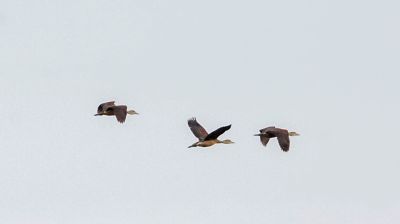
188 118 234 148
95 101 138 123
254 126 299 152
188 118 208 141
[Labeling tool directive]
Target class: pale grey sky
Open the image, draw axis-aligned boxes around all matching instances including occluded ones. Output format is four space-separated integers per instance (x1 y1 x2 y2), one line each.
1 0 399 223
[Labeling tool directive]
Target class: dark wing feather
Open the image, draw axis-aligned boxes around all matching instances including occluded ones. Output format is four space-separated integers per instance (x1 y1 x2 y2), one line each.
112 105 128 123
259 127 275 147
268 129 290 151
277 134 290 151
97 101 115 113
188 118 208 140
262 127 290 151
260 136 270 146
204 125 231 141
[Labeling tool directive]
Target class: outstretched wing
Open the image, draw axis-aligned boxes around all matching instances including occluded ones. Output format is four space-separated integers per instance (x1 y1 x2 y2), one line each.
267 128 290 151
112 105 128 123
260 136 270 146
97 101 115 113
277 134 290 151
204 125 231 141
258 126 274 146
188 118 208 140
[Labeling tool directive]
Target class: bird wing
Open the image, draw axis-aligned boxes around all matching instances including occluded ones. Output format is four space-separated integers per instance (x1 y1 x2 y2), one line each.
262 127 290 151
260 136 270 146
112 105 128 123
277 134 290 151
97 101 115 113
258 127 275 146
270 129 290 152
204 124 231 141
188 118 208 140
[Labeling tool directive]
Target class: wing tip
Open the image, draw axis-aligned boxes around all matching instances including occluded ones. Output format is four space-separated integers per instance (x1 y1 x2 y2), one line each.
188 117 198 126
116 117 126 123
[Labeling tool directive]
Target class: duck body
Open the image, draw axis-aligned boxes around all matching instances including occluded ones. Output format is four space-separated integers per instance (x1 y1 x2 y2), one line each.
95 101 138 123
189 140 220 148
187 118 234 148
254 126 299 152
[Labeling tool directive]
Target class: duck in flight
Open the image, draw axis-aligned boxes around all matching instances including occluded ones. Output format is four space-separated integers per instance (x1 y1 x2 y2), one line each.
254 126 299 151
187 117 234 148
94 101 138 123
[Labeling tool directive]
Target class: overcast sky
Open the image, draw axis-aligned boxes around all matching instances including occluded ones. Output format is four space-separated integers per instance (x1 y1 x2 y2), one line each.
1 0 399 223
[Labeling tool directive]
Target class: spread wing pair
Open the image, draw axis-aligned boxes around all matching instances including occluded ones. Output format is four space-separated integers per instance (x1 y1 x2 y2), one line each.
257 127 290 151
188 118 231 141
96 101 131 123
